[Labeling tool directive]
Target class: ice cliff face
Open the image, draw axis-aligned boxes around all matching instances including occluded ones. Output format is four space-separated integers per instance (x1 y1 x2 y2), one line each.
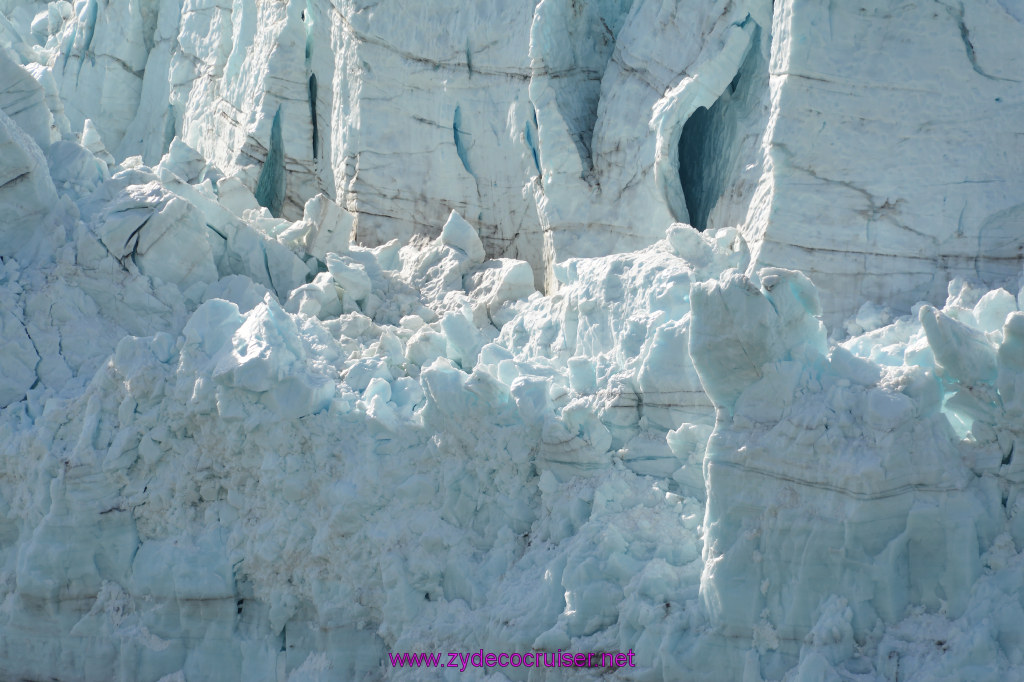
1 0 1024 680
754 1 1024 324
19 0 1019 319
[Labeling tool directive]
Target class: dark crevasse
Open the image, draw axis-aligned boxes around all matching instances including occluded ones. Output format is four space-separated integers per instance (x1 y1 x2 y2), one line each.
61 0 98 76
453 105 474 176
255 107 285 217
677 25 768 232
309 74 318 159
524 109 541 176
304 2 318 159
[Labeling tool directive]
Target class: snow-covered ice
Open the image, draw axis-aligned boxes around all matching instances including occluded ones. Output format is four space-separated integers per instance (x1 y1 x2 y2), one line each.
1 0 1024 680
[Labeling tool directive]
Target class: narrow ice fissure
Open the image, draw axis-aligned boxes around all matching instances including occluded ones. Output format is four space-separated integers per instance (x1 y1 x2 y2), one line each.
80 0 98 60
262 243 278 296
255 107 286 217
524 115 541 176
308 75 318 159
303 3 318 159
453 105 474 176
946 1 1018 82
68 0 99 81
303 9 313 65
676 25 767 232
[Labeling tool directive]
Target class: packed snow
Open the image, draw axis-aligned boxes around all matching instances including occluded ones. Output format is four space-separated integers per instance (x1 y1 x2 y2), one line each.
1 0 1023 681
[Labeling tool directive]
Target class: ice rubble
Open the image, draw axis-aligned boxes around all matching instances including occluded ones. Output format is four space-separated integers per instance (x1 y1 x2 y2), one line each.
1 0 1024 680
2 110 1024 678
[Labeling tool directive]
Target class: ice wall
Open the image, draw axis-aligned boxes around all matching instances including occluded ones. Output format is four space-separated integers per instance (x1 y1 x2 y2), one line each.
0 0 767 296
16 0 1024 322
749 0 1024 325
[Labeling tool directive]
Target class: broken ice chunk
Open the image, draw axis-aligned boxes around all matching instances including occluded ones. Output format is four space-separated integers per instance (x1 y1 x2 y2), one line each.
46 140 108 199
212 296 307 393
157 138 210 184
189 296 334 418
80 118 114 168
284 271 343 319
278 193 353 260
215 175 261 216
463 257 535 319
973 288 1017 336
325 253 371 311
919 304 997 387
93 182 218 293
439 210 485 264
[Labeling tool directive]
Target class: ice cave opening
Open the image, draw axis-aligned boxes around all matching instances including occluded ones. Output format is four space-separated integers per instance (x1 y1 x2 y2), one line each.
676 25 766 232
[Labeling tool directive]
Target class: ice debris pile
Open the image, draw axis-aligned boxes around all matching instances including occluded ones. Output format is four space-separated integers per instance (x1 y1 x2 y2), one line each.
2 0 1024 680
4 109 1024 678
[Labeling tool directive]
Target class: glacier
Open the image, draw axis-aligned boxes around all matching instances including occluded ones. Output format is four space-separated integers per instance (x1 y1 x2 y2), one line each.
0 0 1024 680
